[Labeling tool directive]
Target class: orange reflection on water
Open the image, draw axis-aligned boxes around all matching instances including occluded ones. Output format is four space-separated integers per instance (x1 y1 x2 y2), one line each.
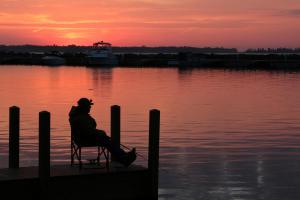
0 66 300 199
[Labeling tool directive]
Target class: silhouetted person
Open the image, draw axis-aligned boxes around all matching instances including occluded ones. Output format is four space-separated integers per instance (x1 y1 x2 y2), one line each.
69 98 136 167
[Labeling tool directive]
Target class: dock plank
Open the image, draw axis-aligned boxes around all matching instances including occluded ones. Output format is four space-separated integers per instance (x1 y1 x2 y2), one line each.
0 163 151 200
0 163 146 181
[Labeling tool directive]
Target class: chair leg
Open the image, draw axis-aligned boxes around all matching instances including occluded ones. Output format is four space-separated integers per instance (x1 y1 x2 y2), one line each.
106 154 109 169
79 147 82 169
71 143 74 166
104 148 109 169
107 149 110 163
72 144 110 170
97 146 100 164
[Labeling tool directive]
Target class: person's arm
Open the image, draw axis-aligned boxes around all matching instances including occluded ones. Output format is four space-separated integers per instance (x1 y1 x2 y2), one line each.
90 116 97 128
77 115 97 136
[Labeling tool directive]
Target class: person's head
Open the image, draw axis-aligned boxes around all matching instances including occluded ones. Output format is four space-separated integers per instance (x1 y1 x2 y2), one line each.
77 98 94 114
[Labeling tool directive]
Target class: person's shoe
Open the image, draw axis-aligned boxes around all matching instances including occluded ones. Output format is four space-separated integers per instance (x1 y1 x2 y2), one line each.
126 150 137 167
120 148 136 167
129 148 136 155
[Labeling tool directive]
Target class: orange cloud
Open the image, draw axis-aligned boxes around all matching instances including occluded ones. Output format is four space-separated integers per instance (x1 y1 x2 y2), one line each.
0 0 300 49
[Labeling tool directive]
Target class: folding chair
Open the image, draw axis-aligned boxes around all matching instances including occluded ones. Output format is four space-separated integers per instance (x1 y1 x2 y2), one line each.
70 122 110 169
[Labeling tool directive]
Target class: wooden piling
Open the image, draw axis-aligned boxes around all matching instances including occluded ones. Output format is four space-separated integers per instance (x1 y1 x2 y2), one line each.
111 105 120 161
1 106 161 200
39 111 50 199
9 106 20 169
148 109 160 200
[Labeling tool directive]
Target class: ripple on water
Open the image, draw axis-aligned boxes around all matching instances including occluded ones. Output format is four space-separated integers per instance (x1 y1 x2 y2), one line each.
0 67 300 199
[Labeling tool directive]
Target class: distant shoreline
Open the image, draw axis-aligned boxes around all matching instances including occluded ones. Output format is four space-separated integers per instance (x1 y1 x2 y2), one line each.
1 51 300 70
0 45 237 54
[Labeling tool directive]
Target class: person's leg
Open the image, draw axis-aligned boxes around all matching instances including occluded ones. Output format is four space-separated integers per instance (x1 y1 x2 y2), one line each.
94 130 127 158
93 129 136 166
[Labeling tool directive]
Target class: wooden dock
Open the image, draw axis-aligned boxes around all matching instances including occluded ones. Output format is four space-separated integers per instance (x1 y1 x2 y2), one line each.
1 105 160 200
0 163 151 200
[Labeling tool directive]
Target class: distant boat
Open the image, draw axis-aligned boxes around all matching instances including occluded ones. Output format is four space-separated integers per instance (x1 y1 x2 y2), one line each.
86 41 118 67
41 56 66 66
167 59 180 66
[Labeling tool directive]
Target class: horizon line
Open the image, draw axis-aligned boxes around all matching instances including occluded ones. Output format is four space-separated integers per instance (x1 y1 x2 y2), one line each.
1 43 300 50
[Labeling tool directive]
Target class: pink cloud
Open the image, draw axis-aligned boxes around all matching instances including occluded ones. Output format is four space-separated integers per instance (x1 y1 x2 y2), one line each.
0 0 300 49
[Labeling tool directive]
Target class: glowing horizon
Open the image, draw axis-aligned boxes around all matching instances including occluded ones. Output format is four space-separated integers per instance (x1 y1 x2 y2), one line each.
1 0 300 50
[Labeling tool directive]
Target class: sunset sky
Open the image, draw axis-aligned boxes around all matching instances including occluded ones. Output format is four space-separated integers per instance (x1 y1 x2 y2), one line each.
1 0 300 49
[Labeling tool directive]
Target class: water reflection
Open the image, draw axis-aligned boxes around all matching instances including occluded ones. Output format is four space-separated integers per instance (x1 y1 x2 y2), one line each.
0 66 299 200
48 66 62 88
177 68 194 80
160 149 300 199
90 68 113 98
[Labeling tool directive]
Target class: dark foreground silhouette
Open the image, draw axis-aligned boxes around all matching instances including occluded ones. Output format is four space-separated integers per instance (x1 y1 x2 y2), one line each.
69 98 136 167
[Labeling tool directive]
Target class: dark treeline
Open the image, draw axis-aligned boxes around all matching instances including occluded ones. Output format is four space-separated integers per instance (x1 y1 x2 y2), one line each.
112 46 237 54
246 48 300 53
1 45 300 70
2 45 300 54
0 44 237 54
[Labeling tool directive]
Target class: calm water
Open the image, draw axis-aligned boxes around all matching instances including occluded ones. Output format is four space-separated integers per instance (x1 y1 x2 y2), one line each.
0 65 300 200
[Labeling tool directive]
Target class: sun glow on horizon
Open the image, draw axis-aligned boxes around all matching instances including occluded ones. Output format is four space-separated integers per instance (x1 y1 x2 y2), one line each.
1 0 300 49
63 32 85 39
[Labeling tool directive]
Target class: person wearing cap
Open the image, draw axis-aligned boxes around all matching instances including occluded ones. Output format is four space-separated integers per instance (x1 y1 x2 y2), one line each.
69 97 136 167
